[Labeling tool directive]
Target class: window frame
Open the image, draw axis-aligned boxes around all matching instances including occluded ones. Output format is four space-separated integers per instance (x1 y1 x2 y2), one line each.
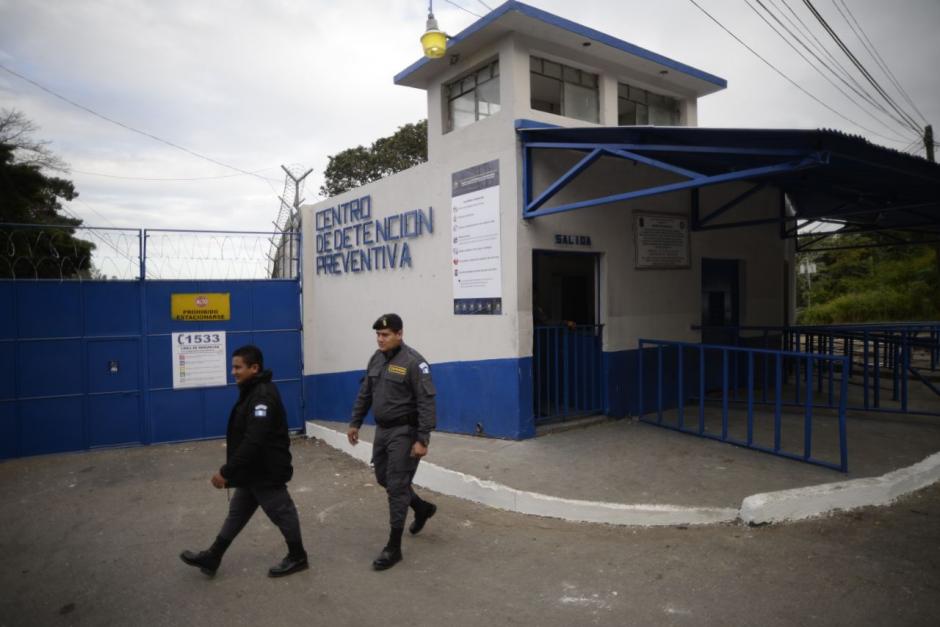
617 81 680 126
444 60 501 133
529 56 599 124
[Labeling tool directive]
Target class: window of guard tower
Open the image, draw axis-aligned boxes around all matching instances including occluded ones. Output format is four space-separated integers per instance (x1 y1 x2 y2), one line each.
445 59 500 132
0 224 300 280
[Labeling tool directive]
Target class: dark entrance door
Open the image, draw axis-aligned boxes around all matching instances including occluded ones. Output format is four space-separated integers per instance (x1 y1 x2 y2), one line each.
701 258 740 345
532 251 603 424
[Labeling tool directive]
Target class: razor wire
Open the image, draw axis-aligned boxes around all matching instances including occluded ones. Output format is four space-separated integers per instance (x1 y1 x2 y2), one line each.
0 225 140 280
0 225 300 280
144 230 300 280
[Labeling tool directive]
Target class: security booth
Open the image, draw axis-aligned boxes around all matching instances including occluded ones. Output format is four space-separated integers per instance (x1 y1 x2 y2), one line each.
301 1 940 451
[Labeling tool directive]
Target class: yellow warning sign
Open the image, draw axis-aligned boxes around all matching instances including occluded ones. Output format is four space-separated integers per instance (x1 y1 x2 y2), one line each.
171 293 231 321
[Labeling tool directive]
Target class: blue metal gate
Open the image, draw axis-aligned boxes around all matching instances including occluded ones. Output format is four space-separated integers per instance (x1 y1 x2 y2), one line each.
0 227 302 460
533 324 604 423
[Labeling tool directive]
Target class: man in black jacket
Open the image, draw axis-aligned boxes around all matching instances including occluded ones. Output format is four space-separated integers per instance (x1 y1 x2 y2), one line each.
348 313 437 571
180 345 308 578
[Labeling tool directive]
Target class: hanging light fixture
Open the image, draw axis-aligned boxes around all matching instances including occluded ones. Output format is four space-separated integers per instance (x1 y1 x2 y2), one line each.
421 0 447 59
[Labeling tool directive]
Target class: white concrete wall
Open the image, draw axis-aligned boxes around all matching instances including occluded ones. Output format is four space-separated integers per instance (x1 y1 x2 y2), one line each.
302 30 782 378
517 151 790 356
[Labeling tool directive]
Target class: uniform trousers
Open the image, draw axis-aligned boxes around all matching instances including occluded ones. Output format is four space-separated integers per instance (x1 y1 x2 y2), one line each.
372 424 421 529
218 484 303 545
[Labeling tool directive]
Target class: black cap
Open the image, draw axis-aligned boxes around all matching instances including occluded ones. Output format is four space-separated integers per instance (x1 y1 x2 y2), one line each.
372 313 403 332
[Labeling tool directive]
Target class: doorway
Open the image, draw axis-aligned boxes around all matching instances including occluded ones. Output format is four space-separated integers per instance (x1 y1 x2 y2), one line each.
532 251 603 423
701 258 741 345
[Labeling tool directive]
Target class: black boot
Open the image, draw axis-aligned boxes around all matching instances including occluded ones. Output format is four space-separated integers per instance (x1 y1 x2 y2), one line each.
373 527 403 571
180 536 230 576
268 541 309 578
372 546 403 571
409 502 437 535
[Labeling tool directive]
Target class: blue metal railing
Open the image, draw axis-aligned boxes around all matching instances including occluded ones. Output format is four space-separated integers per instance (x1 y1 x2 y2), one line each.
638 339 849 472
695 323 940 416
534 325 604 423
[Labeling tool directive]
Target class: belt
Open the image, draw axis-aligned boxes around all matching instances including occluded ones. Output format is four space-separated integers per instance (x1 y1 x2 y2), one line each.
376 414 417 428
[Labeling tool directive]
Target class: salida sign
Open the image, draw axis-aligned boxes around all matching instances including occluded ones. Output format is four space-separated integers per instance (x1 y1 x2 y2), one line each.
314 195 433 275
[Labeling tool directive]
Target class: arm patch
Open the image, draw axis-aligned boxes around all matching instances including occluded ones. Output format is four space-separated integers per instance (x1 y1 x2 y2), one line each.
253 404 269 418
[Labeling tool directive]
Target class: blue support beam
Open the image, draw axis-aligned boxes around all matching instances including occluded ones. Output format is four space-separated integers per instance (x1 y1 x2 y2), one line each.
523 156 824 219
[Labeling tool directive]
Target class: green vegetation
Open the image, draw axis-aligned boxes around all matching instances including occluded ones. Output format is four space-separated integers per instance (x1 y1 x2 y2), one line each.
796 234 939 324
319 120 427 198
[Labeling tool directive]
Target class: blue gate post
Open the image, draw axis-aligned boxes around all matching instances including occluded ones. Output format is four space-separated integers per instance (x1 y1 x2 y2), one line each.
139 229 152 444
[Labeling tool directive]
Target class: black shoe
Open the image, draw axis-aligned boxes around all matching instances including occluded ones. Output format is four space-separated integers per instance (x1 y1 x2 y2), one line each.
180 550 221 576
372 546 402 571
268 553 309 578
409 502 437 535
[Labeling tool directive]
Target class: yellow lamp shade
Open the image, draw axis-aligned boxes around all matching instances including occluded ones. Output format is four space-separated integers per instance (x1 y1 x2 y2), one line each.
421 29 447 58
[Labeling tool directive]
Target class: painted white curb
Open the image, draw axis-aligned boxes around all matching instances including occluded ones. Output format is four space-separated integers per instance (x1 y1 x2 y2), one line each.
306 422 738 527
741 451 940 525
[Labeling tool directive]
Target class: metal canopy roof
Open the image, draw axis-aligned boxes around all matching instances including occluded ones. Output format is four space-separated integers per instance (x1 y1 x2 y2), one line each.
517 122 940 250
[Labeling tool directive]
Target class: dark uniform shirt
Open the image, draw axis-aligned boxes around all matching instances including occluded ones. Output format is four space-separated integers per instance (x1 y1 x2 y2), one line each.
350 343 437 445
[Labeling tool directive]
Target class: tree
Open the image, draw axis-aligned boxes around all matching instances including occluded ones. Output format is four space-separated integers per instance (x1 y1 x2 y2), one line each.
796 234 939 324
319 120 427 197
0 109 92 279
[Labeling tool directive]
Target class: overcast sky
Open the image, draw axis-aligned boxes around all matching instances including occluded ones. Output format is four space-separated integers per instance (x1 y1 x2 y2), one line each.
1 0 937 234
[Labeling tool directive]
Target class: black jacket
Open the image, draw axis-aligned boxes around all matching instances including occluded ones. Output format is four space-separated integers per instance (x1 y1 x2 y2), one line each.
220 370 293 487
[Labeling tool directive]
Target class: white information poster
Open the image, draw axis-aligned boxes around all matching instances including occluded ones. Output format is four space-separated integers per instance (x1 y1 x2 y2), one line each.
451 159 502 315
172 331 228 389
634 213 691 269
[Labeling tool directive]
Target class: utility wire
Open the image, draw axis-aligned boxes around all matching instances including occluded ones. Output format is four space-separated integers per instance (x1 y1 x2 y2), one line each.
763 0 913 133
801 0 922 134
831 0 929 126
773 0 885 114
685 0 913 144
743 0 914 142
0 62 280 193
475 1 493 11
70 167 281 183
444 0 484 19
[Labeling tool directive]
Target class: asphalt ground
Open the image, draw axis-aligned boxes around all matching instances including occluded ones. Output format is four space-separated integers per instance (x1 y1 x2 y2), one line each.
1 437 938 627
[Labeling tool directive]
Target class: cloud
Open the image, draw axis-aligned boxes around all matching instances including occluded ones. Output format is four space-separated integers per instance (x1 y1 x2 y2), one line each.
1 0 936 234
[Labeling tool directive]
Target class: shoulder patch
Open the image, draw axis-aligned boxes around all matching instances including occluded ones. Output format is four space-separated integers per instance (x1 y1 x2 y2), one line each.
419 362 430 375
253 404 268 418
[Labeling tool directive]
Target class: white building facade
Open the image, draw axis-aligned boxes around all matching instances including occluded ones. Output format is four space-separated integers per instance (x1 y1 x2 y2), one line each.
301 2 793 438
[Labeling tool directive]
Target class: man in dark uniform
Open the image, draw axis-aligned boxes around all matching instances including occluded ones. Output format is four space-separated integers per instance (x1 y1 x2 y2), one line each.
180 344 308 578
348 313 437 571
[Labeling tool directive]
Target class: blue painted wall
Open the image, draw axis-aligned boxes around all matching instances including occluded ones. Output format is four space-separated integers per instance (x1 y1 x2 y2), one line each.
305 356 535 440
0 279 302 460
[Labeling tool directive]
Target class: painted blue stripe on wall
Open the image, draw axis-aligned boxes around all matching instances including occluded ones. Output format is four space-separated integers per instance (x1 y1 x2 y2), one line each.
305 356 534 440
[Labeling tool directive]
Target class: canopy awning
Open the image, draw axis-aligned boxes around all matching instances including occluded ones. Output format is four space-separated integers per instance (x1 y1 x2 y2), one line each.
517 122 940 251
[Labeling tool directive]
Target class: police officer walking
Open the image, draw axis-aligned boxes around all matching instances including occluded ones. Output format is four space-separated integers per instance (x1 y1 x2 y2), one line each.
180 345 308 578
348 313 437 570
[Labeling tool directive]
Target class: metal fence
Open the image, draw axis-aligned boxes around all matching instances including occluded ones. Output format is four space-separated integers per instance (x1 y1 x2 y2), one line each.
695 324 940 416
533 324 604 423
0 224 300 280
638 339 849 472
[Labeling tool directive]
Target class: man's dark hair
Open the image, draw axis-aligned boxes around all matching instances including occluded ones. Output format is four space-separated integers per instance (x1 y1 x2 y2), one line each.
232 345 264 369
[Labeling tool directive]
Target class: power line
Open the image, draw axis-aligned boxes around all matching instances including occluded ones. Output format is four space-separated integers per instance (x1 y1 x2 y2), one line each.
443 0 484 19
830 0 929 126
758 0 916 135
475 1 493 11
744 0 914 142
801 0 922 135
0 62 280 194
773 0 892 118
685 0 913 144
70 167 282 183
